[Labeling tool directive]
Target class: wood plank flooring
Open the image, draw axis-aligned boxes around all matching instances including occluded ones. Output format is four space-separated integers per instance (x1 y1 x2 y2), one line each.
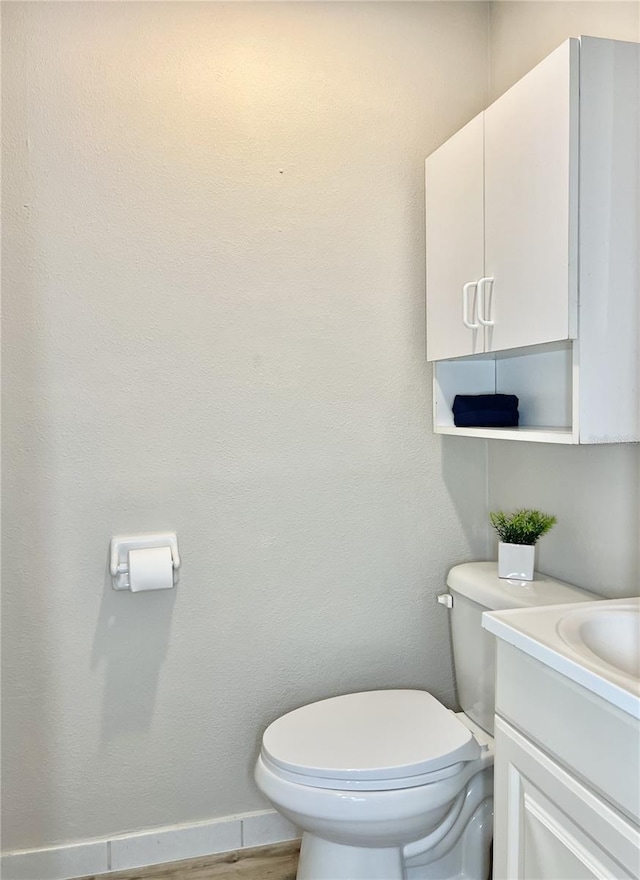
78 842 300 880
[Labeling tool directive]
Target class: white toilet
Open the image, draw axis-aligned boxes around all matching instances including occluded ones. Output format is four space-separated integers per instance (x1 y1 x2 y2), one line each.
255 562 594 880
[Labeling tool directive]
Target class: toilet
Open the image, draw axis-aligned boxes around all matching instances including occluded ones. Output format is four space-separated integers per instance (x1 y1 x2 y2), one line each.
255 561 595 880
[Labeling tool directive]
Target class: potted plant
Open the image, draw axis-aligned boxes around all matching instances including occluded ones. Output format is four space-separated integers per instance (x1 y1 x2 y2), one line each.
489 509 557 581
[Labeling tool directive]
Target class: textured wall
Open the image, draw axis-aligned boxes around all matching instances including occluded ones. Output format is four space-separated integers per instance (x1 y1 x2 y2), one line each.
487 1 640 595
489 1 640 98
1 1 490 850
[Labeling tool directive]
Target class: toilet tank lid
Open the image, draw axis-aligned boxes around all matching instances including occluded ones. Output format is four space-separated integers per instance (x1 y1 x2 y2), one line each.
447 561 596 611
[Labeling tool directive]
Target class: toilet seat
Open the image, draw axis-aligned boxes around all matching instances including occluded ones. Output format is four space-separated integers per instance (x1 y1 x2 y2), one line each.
261 690 481 791
259 751 468 791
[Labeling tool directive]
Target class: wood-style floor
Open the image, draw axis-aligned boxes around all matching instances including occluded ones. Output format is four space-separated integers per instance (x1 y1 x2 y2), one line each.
78 842 300 880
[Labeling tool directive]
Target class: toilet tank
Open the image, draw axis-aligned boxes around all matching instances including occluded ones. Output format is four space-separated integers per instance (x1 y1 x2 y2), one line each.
446 562 596 735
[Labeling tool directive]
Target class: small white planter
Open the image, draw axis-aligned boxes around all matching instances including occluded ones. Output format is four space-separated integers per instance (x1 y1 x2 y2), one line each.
498 542 535 581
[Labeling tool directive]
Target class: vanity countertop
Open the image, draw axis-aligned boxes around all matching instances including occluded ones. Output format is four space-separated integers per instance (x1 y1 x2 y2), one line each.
483 596 640 719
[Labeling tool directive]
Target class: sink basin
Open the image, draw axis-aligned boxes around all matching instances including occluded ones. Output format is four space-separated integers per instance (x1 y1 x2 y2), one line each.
557 601 640 679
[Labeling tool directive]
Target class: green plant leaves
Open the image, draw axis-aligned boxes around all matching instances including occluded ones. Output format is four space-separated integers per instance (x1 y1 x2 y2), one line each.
489 509 557 546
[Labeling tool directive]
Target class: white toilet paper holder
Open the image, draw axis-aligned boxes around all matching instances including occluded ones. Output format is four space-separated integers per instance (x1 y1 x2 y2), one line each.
110 532 181 591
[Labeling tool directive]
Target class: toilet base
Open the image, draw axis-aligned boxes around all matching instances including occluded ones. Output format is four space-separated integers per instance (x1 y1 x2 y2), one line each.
297 834 404 880
406 796 493 880
295 794 493 880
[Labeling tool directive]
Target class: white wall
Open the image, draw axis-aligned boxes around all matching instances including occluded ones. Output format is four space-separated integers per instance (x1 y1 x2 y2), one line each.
486 1 640 595
489 1 640 98
1 1 490 851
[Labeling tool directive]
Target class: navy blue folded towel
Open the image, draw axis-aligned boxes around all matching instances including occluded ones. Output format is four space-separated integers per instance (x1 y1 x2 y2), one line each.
452 393 519 428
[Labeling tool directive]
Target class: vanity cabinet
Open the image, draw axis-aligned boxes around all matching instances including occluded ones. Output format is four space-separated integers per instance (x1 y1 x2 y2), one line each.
425 36 639 443
494 718 639 880
492 642 640 880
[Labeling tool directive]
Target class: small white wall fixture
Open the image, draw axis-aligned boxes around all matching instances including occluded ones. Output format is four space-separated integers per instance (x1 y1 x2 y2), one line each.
110 533 180 592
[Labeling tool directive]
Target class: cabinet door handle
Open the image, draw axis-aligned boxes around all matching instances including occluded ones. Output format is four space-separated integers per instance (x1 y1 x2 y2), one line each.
462 281 479 329
477 276 495 326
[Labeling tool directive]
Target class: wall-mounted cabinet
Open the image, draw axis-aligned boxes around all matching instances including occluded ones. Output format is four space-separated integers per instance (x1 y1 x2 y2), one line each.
425 36 639 444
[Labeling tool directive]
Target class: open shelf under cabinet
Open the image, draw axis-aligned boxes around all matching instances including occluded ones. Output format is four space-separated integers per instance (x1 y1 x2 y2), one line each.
433 342 580 444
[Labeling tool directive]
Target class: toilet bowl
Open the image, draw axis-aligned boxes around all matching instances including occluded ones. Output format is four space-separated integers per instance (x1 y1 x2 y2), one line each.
254 689 493 880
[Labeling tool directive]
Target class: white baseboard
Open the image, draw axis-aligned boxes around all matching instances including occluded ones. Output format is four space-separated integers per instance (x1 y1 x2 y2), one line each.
0 810 300 880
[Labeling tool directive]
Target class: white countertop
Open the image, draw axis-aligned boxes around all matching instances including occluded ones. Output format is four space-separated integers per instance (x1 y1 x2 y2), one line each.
483 597 640 719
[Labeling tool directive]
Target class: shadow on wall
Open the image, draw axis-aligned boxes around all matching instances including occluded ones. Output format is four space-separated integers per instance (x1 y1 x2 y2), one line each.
90 560 176 741
440 435 490 563
487 440 640 595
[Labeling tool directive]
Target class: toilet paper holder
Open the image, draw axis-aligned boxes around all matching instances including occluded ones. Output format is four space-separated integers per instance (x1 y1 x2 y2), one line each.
110 532 181 591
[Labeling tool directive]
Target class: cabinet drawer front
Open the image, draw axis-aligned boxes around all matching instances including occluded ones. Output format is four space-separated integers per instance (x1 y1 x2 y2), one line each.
494 717 640 880
495 642 640 821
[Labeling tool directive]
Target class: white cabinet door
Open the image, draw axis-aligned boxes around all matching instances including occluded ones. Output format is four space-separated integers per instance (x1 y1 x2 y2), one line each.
494 717 640 880
425 113 484 361
483 39 579 353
